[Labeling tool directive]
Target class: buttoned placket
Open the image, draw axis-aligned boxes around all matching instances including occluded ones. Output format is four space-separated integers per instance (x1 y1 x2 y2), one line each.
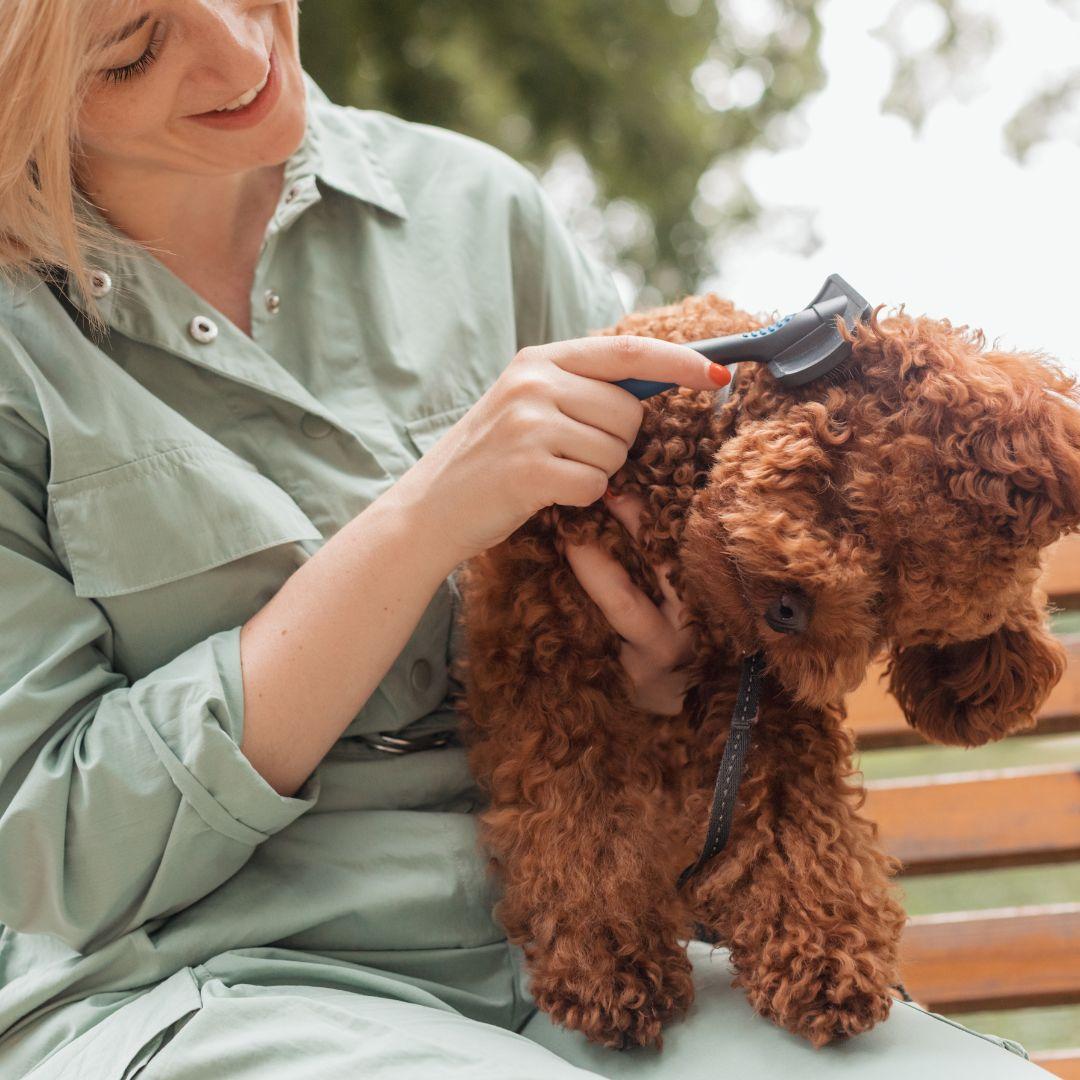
240 153 421 485
66 272 394 521
248 173 319 345
59 81 427 501
242 167 452 742
67 190 395 482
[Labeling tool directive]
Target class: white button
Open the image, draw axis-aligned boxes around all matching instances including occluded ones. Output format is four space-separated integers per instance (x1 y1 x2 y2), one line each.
264 289 281 315
188 315 218 344
283 182 303 204
88 270 112 298
300 412 333 438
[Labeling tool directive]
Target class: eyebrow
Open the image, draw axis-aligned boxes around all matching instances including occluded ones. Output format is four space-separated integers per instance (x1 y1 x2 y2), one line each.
100 13 150 48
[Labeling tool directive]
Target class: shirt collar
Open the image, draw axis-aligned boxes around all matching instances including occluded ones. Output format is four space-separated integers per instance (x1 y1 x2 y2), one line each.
293 69 408 219
62 69 407 322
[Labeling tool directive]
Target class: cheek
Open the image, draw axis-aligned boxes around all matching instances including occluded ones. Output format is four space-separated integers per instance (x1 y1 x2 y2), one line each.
77 90 168 153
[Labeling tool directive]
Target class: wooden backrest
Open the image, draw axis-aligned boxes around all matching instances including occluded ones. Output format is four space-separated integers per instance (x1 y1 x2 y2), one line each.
847 531 1080 1075
1045 531 1080 602
865 764 1080 875
848 529 1080 749
847 637 1080 750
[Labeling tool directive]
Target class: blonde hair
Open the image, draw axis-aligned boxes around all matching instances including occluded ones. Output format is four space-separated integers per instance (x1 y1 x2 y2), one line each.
0 0 145 339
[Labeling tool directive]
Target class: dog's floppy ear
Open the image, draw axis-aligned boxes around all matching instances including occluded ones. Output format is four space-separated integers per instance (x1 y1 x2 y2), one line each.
941 350 1080 547
885 601 1066 747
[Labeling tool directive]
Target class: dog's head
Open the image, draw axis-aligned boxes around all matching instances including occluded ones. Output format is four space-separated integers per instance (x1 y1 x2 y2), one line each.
612 294 1080 746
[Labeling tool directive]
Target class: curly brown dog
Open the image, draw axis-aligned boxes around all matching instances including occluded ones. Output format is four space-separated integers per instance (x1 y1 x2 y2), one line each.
451 293 1080 1051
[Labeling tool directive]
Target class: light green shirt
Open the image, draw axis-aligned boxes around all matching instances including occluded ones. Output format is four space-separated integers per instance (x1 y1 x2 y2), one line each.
0 70 625 1078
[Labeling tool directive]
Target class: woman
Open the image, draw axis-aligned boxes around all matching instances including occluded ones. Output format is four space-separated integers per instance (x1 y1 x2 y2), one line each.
0 2 1043 1076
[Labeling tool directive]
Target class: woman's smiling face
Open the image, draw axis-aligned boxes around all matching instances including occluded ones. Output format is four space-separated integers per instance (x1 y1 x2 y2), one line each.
77 1 307 183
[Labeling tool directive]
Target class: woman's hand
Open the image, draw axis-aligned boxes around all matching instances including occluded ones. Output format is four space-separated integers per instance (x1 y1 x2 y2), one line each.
564 490 696 716
396 335 730 564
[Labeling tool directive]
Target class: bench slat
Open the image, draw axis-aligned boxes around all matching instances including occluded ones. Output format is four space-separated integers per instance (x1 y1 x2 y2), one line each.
1030 1050 1080 1080
901 904 1080 1012
864 765 1080 874
1045 532 1080 603
846 636 1080 750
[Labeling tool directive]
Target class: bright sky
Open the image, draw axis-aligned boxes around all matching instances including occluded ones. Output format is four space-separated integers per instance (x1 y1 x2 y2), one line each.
694 0 1080 373
539 0 1079 373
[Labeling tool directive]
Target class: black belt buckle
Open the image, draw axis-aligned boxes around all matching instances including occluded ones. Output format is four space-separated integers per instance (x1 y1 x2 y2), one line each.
364 728 458 754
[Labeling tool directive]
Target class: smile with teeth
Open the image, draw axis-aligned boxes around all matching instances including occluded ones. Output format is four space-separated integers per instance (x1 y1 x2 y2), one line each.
214 69 269 111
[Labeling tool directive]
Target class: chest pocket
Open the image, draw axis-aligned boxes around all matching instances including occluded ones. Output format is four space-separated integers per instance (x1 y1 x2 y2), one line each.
46 443 323 679
402 401 472 459
48 443 322 597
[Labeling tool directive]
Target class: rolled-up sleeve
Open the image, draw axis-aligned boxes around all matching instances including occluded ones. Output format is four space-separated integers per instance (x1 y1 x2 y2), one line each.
0 385 319 955
510 168 628 349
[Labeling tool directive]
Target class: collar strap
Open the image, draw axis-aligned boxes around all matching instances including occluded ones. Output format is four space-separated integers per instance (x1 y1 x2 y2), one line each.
677 649 765 890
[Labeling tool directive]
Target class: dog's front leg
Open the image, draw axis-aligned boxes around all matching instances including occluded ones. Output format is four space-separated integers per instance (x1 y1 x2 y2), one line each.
689 705 907 1047
470 707 696 1050
456 524 700 1048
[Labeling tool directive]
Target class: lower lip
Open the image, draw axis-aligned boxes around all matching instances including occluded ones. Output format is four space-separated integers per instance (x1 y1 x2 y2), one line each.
189 47 281 129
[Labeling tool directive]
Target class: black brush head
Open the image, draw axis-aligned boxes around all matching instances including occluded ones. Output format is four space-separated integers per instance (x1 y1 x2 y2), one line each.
613 273 873 399
765 273 872 387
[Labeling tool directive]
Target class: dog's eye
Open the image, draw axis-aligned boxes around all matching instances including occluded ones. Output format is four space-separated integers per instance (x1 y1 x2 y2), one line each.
764 589 812 635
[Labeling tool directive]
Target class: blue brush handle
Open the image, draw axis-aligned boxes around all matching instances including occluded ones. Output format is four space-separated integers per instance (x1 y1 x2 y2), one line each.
613 315 799 403
614 377 682 398
613 305 826 400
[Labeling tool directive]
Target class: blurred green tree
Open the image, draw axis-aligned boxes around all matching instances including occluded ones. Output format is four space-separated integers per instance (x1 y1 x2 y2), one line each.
871 0 1080 164
299 0 826 307
299 0 1076 309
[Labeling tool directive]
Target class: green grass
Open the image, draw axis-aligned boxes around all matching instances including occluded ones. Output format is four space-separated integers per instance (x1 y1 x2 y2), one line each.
898 862 1080 915
1051 609 1080 635
941 1005 1080 1054
854 732 1080 783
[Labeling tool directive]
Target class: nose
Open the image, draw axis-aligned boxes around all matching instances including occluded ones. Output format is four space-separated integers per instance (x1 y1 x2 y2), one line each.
764 588 812 635
188 2 272 94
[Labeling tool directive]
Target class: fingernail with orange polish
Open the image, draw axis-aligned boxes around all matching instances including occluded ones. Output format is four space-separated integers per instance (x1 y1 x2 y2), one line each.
708 363 732 387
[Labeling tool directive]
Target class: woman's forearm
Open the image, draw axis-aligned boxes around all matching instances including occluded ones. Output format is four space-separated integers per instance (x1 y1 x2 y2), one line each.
238 466 467 796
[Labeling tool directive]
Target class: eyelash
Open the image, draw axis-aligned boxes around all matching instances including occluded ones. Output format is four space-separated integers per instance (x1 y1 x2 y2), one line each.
102 20 166 84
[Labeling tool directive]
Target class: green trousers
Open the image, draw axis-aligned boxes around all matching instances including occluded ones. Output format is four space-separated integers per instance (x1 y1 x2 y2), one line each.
7 748 1046 1079
114 945 1039 1080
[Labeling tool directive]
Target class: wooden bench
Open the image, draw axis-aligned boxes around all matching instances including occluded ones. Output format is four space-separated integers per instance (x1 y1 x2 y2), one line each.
849 531 1080 1076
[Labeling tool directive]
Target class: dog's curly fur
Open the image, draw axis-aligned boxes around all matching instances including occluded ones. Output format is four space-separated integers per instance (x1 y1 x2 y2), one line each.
451 293 1080 1051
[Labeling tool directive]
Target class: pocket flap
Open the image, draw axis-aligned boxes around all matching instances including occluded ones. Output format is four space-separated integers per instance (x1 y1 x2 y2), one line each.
403 402 472 457
48 445 323 598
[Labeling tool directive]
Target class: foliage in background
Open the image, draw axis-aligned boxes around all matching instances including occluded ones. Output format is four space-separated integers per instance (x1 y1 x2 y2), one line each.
299 0 825 305
299 0 1076 308
869 0 998 132
873 0 1080 161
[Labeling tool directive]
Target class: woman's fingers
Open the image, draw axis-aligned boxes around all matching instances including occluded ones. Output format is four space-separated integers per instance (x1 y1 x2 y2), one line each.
616 640 693 716
547 365 645 447
565 496 698 714
519 333 731 394
563 539 672 651
603 492 691 630
547 417 633 479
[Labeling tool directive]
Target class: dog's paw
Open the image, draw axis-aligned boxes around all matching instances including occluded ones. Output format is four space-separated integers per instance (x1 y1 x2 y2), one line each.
747 979 894 1048
793 985 894 1047
530 942 695 1049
